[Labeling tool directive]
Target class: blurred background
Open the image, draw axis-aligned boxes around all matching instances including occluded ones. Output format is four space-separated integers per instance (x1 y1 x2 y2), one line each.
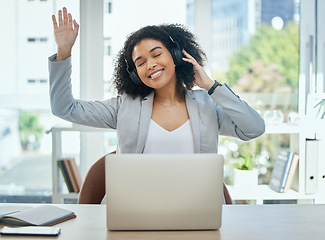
1 0 319 204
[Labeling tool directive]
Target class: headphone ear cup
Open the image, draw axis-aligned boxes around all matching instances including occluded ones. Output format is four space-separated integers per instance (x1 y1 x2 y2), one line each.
129 69 144 86
170 47 184 66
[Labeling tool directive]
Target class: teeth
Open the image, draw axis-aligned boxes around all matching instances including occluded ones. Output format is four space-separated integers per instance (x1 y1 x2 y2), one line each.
151 71 161 78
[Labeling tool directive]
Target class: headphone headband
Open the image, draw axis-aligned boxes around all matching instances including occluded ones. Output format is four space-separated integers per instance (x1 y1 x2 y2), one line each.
161 28 181 49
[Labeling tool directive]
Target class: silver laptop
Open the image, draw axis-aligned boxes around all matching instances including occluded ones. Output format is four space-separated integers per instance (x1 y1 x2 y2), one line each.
105 154 224 230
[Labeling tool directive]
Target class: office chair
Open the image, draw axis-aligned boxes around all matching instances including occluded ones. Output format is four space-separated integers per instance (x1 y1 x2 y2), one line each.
78 151 233 204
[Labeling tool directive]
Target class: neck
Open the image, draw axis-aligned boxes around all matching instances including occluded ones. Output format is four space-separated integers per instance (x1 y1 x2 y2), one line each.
154 86 184 105
153 74 184 105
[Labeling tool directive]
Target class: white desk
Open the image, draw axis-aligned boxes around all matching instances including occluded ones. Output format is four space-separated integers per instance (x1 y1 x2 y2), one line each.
1 204 325 239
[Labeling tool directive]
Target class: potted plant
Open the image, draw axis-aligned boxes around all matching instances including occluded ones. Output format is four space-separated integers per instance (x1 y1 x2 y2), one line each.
233 154 258 190
18 111 44 151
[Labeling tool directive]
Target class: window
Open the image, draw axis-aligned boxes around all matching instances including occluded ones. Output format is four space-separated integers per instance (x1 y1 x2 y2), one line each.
210 0 300 196
4 0 321 204
0 1 80 203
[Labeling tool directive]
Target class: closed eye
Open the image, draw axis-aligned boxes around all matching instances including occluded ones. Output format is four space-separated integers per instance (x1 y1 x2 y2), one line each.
137 61 145 67
153 53 162 58
137 52 162 67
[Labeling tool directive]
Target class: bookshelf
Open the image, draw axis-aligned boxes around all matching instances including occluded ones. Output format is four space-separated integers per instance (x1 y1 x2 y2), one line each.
47 124 114 203
227 121 318 204
48 122 320 204
226 120 325 205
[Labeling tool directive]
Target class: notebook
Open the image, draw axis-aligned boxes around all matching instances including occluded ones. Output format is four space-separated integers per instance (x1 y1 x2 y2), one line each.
0 205 76 226
105 154 224 230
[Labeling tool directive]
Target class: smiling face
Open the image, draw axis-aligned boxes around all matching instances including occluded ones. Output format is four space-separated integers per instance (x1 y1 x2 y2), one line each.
132 38 177 91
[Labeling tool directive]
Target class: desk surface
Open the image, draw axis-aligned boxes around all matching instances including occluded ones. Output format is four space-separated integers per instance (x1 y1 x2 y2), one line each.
1 204 325 240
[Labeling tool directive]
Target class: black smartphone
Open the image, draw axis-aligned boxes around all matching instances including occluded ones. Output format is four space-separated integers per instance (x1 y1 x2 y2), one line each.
0 226 61 236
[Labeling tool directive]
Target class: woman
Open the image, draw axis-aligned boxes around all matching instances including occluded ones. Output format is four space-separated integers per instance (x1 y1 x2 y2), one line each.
49 7 265 154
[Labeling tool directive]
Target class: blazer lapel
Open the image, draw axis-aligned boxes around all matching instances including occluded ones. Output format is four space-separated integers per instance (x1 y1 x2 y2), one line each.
136 92 154 153
186 91 200 153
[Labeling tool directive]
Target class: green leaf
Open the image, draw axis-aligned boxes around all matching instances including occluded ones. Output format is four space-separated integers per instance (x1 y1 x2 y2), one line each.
234 154 254 170
224 22 299 92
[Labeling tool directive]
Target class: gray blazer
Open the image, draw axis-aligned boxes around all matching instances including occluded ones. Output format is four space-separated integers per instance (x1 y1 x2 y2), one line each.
48 54 265 153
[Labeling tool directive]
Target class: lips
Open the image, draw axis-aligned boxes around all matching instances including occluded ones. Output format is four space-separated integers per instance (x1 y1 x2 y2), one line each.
148 69 164 79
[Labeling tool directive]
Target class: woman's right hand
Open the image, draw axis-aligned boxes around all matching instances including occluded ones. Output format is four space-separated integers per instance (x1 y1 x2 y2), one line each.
52 7 79 61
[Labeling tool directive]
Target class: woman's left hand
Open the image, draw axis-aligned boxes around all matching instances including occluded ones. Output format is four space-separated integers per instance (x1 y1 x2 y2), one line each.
182 50 214 91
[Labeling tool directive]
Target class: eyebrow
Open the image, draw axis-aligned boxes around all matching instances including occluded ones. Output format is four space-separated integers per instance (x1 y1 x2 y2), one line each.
134 46 163 64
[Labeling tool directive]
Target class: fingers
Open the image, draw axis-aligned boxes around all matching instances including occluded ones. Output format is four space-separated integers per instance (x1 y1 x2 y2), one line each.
182 49 198 65
73 20 79 35
63 7 68 25
182 49 193 58
52 15 58 29
58 9 63 26
182 57 192 64
182 49 195 61
68 13 73 26
56 7 73 27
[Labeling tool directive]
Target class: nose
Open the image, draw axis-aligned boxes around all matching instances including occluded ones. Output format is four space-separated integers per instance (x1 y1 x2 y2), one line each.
147 58 157 70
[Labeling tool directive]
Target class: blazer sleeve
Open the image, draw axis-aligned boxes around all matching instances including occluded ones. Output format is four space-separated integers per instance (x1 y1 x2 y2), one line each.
210 84 265 141
48 54 119 129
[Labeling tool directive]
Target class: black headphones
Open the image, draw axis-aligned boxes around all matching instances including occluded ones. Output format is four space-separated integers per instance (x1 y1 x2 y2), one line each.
125 31 184 86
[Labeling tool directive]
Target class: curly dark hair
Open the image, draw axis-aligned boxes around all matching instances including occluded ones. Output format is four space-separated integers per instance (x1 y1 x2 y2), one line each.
113 24 207 98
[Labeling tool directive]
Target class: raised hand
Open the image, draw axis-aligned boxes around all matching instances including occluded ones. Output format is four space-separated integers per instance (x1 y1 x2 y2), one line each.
52 7 79 61
181 50 215 91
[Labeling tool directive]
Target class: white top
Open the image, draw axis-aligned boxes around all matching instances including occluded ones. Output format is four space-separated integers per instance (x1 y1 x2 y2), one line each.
101 119 195 204
143 119 195 154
